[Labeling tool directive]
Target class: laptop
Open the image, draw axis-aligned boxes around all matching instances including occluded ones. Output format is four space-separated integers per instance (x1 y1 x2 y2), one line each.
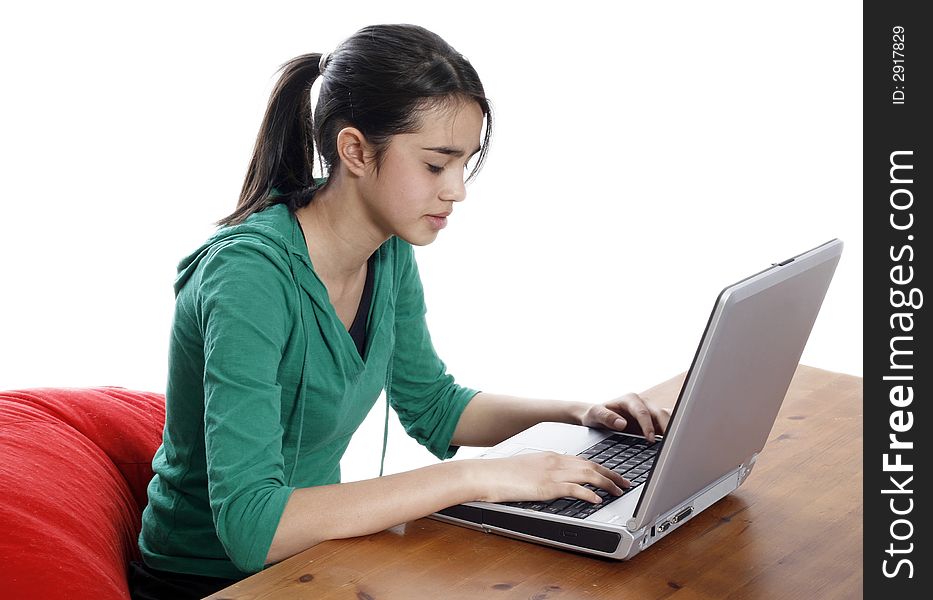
432 239 843 559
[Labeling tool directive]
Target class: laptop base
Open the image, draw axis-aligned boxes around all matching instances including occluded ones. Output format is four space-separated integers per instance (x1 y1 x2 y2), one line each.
432 441 747 560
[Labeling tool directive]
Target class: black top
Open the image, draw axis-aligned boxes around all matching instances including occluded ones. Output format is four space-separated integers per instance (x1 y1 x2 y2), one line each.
348 254 376 359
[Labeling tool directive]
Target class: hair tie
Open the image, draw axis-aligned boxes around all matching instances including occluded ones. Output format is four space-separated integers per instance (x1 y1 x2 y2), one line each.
319 52 330 73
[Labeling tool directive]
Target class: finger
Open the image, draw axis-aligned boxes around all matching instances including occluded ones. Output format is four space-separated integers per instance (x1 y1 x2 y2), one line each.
569 458 631 490
655 406 672 434
593 463 632 489
576 467 624 496
645 404 666 436
556 459 623 494
598 407 627 431
560 482 602 504
626 396 657 443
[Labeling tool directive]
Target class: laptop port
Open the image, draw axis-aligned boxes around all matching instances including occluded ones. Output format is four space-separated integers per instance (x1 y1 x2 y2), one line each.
671 506 693 524
657 520 671 533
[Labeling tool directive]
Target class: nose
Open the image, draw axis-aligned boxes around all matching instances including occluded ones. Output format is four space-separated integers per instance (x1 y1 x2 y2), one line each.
439 171 467 203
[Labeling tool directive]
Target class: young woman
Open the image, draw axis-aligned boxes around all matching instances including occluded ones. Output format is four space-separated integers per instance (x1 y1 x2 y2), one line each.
130 23 670 599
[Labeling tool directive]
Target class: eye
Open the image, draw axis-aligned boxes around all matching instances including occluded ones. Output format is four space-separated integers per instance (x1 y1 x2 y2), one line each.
426 164 444 174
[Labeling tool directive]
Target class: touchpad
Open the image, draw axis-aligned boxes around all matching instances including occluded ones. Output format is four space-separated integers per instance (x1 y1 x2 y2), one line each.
510 447 566 457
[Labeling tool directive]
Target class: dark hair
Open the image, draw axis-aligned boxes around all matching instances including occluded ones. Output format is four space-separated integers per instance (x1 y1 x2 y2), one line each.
218 24 493 227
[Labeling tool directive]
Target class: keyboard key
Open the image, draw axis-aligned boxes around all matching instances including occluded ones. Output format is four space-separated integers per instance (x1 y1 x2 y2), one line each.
548 499 574 512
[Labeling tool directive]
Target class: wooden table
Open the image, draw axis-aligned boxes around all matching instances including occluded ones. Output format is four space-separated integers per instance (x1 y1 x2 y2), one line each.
207 365 863 599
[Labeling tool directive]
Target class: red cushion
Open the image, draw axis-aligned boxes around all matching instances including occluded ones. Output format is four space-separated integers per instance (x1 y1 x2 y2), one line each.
0 388 165 600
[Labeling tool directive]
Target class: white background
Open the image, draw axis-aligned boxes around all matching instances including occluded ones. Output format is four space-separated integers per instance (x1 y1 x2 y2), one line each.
0 1 862 482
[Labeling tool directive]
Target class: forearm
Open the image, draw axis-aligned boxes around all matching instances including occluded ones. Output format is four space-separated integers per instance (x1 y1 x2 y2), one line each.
451 392 587 447
265 460 478 565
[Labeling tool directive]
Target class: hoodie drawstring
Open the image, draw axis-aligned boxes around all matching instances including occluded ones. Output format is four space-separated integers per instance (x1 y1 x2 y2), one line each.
286 255 308 485
380 348 394 477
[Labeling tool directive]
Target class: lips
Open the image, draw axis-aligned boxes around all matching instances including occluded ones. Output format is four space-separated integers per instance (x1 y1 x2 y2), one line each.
428 211 452 218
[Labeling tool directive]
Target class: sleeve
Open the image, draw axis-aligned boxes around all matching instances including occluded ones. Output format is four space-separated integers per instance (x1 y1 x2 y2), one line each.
387 241 481 460
197 241 297 573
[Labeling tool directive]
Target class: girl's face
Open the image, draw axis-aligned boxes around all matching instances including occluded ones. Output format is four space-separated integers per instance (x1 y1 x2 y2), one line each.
360 99 484 246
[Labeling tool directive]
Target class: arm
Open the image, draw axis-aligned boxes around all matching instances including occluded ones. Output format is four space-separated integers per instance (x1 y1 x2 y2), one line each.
199 242 296 573
266 450 630 565
452 392 673 448
451 392 587 447
265 460 473 564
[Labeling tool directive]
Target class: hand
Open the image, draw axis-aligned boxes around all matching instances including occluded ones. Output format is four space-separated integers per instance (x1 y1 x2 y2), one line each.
577 393 671 443
468 452 630 504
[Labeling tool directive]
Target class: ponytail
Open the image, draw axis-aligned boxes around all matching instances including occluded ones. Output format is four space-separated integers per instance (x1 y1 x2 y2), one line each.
217 53 324 227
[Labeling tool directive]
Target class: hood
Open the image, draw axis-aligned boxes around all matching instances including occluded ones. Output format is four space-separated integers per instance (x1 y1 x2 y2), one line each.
173 203 312 296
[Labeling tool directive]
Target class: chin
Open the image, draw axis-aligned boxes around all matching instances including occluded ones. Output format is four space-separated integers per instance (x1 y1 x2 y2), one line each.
396 226 440 247
400 233 438 247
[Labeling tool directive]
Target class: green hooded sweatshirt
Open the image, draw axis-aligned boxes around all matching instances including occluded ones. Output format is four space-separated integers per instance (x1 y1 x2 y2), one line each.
138 202 480 578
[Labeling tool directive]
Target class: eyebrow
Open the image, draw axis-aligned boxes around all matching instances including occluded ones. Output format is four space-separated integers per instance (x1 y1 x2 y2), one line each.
421 145 482 158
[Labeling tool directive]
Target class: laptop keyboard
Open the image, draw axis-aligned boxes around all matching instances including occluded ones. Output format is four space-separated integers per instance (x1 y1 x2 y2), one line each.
502 434 662 519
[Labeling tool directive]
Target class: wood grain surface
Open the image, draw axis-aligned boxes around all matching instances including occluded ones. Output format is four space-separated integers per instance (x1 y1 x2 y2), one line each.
206 365 863 600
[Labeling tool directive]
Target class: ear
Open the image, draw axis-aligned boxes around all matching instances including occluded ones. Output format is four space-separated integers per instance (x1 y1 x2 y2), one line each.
335 127 377 178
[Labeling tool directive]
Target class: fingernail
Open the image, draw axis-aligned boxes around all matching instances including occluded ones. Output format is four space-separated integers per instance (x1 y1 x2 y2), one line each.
614 418 626 428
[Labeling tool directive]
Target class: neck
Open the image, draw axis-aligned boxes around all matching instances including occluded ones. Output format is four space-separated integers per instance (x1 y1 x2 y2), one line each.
294 176 387 285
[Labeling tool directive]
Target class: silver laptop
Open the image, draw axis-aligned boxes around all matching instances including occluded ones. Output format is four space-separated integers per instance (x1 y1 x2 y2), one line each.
432 239 843 559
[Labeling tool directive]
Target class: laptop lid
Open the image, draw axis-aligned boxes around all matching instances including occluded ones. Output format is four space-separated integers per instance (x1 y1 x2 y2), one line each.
626 239 843 531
